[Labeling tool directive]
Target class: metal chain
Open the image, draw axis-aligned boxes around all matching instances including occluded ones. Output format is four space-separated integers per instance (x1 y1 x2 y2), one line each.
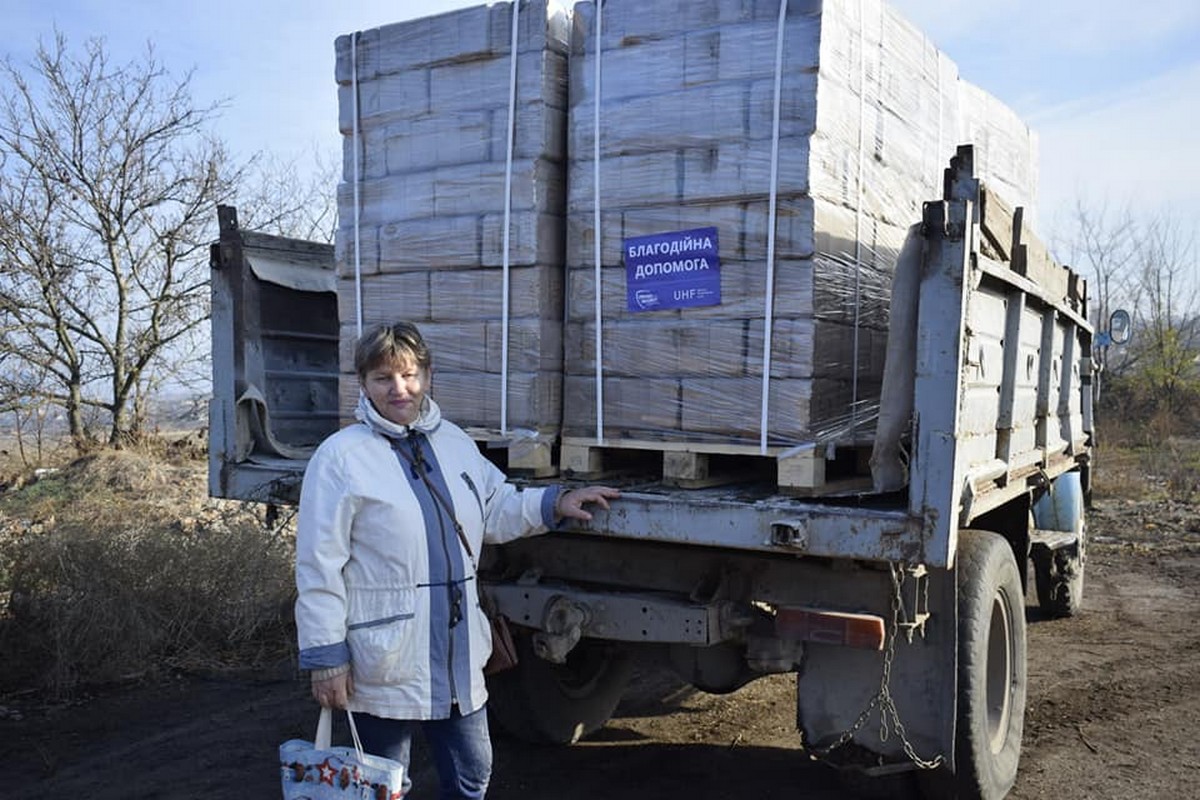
804 564 945 770
878 564 944 769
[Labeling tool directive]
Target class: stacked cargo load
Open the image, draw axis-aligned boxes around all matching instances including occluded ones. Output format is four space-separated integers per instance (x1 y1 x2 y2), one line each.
331 0 1038 489
562 0 1037 489
334 0 569 470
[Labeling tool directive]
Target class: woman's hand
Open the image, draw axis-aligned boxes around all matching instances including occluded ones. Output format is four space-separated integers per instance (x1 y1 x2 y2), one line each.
556 486 621 521
312 669 354 709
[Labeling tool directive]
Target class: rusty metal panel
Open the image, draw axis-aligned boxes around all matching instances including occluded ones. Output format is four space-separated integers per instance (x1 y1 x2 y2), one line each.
488 582 720 645
908 194 973 569
568 489 921 564
207 206 337 502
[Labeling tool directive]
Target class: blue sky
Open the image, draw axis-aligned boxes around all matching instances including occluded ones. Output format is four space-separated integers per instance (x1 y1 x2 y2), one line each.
7 0 1200 243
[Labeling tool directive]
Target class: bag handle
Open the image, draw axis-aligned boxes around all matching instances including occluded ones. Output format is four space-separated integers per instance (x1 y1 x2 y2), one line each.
315 707 366 759
315 706 332 749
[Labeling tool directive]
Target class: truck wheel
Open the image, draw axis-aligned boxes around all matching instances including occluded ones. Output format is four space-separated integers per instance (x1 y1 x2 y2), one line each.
1031 472 1086 618
953 529 1027 800
486 632 633 744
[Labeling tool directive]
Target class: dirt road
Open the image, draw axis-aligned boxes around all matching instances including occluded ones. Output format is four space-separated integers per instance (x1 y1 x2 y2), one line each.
3 495 1198 799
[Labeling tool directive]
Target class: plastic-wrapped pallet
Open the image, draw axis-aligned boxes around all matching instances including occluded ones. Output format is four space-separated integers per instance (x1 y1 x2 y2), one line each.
334 1 569 453
564 0 1037 463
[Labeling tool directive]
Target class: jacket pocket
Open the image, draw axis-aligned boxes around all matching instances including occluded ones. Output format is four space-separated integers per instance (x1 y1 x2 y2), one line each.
345 587 419 687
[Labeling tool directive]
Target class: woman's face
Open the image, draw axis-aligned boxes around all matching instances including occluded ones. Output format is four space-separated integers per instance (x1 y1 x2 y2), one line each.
362 356 430 426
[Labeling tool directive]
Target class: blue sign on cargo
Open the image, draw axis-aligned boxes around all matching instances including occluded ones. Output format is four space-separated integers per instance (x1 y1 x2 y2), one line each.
624 226 721 312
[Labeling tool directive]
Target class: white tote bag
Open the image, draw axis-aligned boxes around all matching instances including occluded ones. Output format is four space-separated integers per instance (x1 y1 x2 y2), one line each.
279 708 405 799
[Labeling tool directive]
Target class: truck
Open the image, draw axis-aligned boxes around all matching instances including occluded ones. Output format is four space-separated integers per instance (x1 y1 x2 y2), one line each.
208 145 1096 800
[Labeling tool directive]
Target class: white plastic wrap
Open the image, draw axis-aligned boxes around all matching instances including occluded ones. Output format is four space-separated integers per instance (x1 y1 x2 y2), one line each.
335 0 569 433
563 0 1038 448
333 0 1039 458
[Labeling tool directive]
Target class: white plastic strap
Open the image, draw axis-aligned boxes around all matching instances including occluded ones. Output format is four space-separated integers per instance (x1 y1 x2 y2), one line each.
592 0 605 444
759 0 787 453
500 1 521 436
935 50 944 194
351 32 364 338
851 0 871 419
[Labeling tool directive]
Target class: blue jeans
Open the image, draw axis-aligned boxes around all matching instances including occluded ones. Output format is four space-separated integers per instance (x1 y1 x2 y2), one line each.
354 704 492 800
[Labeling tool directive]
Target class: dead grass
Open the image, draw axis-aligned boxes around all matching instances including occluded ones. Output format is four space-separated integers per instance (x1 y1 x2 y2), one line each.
1092 419 1200 505
1090 444 1151 501
0 439 296 698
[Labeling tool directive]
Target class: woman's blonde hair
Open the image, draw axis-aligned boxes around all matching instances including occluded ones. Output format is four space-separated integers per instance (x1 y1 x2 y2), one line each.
354 322 432 379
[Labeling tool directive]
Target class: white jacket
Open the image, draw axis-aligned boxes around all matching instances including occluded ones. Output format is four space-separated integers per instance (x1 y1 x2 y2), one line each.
295 394 559 720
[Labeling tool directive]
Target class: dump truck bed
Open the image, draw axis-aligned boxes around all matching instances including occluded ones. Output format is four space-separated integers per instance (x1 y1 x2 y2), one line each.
209 148 1092 569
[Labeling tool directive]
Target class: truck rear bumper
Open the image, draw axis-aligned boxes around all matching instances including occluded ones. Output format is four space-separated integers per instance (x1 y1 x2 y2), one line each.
566 488 925 565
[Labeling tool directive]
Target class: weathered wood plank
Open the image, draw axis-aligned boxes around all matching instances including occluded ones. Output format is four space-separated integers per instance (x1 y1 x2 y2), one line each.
979 186 1014 262
1012 206 1070 302
558 437 874 495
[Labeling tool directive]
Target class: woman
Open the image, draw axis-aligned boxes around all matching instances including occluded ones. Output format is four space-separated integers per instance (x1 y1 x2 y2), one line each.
295 321 618 799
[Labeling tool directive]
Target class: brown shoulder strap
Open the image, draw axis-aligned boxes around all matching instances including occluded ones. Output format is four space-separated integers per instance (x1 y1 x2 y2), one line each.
391 434 478 570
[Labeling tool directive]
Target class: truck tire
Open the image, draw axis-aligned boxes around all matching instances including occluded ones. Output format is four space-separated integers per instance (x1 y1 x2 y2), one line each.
486 632 633 745
953 529 1027 800
1031 472 1086 618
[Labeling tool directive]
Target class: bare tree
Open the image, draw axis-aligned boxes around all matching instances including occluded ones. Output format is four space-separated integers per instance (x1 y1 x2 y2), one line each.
1132 213 1200 413
1060 195 1200 429
0 362 57 467
1055 197 1139 377
240 148 340 244
0 33 247 447
127 146 342 419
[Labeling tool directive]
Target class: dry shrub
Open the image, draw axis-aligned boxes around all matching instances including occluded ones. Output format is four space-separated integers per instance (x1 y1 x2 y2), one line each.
1092 412 1200 505
1094 413 1143 449
1159 442 1200 505
1095 378 1200 445
1090 444 1151 501
1095 445 1199 505
1137 411 1200 504
0 445 297 698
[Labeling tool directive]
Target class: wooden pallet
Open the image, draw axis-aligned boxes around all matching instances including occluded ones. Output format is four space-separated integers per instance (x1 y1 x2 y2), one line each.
465 428 559 478
559 436 873 495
